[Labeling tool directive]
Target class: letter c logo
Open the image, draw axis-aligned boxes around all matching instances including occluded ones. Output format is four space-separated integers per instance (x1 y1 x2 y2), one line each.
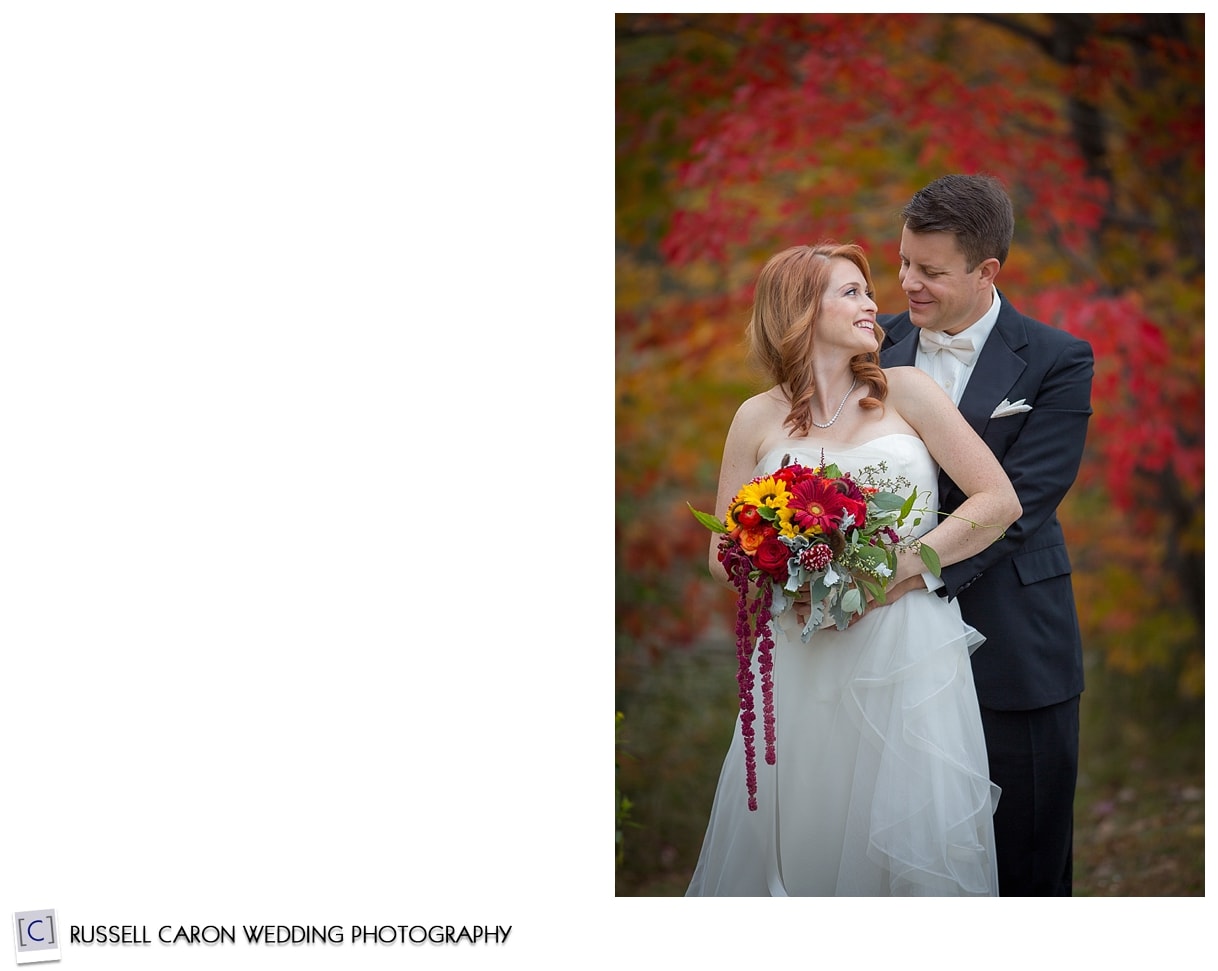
27 919 44 942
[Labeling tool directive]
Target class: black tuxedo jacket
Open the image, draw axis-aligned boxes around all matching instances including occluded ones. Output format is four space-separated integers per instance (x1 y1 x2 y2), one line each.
879 294 1093 710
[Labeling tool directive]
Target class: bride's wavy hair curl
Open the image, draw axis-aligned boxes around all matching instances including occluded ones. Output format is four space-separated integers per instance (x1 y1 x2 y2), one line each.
745 242 888 437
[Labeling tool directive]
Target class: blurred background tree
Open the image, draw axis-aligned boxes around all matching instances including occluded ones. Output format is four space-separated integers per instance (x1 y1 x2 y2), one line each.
615 13 1203 896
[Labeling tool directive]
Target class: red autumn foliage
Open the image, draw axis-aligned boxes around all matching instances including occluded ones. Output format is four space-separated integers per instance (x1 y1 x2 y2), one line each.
618 13 1203 694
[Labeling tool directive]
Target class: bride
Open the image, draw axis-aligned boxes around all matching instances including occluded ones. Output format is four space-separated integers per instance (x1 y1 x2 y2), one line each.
686 243 1021 896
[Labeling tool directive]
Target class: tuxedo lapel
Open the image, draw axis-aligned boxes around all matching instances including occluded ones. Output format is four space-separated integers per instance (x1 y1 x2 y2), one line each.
956 300 1029 436
935 330 1022 508
883 298 1031 507
883 304 1028 435
884 325 919 367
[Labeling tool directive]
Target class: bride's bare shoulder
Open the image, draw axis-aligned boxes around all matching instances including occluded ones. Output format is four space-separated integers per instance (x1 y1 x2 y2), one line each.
884 366 946 406
884 365 938 392
883 365 958 431
732 386 788 423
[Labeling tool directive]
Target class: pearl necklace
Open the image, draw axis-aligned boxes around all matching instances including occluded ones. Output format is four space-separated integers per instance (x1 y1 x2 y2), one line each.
810 377 858 429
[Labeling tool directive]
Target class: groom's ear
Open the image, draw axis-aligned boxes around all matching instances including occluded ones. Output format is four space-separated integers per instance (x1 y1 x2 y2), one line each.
977 257 1001 288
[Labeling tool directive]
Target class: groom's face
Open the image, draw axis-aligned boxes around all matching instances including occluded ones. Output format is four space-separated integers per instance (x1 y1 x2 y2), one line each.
897 226 993 336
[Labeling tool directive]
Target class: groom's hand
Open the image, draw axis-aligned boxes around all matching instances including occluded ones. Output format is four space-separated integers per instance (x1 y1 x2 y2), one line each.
877 574 928 606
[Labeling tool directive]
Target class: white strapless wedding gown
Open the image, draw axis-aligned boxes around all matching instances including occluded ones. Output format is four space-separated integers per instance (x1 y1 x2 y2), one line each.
686 434 1000 896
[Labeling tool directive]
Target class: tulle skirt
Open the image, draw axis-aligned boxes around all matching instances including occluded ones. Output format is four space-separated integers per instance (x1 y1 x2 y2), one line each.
686 588 1000 896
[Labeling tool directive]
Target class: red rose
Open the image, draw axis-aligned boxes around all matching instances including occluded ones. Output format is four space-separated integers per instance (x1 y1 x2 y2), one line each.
775 464 814 487
839 495 867 529
754 537 790 582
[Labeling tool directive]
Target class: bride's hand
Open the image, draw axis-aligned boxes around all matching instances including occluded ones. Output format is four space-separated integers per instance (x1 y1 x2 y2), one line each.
853 574 927 625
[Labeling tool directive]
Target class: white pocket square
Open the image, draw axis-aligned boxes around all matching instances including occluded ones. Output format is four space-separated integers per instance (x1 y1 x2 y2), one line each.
991 398 1032 418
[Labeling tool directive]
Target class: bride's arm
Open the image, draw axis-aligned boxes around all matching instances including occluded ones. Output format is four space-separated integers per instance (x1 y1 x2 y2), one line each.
886 367 1022 587
705 393 775 586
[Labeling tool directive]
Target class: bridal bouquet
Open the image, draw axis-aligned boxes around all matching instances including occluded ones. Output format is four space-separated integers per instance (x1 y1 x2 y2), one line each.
689 452 940 810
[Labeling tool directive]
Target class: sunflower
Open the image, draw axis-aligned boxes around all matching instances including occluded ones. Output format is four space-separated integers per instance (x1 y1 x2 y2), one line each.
726 476 791 530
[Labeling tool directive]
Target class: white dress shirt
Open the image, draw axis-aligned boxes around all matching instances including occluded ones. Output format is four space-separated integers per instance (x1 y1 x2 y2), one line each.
915 288 1002 406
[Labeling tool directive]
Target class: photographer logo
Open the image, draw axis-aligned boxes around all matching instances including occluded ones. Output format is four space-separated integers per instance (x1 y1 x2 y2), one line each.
12 910 59 965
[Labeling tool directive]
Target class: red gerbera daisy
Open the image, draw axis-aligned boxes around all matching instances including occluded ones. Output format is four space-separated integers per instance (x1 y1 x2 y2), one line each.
788 476 847 534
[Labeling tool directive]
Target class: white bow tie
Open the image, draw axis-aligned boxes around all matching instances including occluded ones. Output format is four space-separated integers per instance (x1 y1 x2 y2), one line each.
918 329 976 364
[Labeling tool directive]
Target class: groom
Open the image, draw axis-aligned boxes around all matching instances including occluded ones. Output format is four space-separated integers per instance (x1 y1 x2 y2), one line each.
878 174 1093 896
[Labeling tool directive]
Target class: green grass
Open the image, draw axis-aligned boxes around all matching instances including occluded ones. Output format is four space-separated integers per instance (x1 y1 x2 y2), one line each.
615 634 739 896
1072 655 1204 896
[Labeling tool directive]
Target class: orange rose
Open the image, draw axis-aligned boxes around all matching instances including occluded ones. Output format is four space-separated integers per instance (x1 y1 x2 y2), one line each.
738 524 777 555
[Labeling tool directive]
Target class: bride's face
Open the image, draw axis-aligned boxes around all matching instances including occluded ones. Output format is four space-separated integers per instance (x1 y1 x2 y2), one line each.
817 258 879 353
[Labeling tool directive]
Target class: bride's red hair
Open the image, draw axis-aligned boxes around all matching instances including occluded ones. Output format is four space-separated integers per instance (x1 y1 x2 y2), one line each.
745 242 888 437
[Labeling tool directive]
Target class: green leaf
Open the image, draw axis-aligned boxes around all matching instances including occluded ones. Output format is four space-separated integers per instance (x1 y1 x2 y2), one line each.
801 601 825 642
919 542 942 577
687 503 728 533
868 491 906 511
899 487 917 521
852 544 887 569
830 596 851 629
757 505 777 521
857 575 887 605
841 586 863 615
